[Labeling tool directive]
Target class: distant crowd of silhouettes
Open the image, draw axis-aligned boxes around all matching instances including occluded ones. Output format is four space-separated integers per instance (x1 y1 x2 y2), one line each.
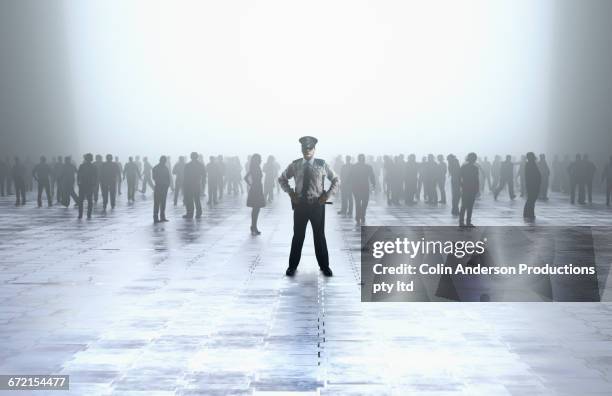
0 152 611 228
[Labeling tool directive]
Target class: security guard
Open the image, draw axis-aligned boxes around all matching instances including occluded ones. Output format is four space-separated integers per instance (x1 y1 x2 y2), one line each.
279 136 339 277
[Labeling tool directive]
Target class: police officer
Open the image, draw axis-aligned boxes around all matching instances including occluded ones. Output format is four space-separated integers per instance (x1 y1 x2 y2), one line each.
153 156 171 223
279 136 339 277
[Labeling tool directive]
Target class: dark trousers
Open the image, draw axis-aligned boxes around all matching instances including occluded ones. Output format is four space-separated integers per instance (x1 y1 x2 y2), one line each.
606 182 611 206
450 179 460 215
101 183 116 209
425 181 437 203
78 187 93 218
154 184 169 220
460 192 476 225
340 187 353 215
586 180 593 203
37 180 52 206
524 190 538 219
14 180 26 205
94 182 100 202
353 192 369 223
174 178 183 205
288 202 330 270
184 188 202 218
404 179 417 203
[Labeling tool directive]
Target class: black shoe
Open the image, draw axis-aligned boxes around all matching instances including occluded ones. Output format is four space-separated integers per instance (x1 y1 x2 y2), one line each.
161 218 169 222
182 214 193 219
467 223 476 228
154 218 160 223
320 267 333 277
286 267 296 276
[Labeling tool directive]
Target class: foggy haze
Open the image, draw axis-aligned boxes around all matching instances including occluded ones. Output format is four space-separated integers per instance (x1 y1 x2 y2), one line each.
65 0 552 162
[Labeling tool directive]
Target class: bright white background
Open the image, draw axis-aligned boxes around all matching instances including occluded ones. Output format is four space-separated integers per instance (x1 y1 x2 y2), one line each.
66 0 553 162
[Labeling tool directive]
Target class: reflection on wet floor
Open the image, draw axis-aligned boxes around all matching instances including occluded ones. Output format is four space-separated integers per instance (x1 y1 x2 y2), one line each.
0 191 611 395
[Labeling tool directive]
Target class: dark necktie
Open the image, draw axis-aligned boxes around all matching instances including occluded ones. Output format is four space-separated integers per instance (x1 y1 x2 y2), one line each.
301 162 311 198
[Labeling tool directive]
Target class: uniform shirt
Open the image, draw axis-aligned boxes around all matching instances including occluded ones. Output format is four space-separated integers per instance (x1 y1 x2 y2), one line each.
279 157 339 200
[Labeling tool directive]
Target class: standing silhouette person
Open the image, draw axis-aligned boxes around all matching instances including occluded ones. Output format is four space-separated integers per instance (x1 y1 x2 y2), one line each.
60 156 79 207
244 153 266 235
480 156 492 193
0 158 8 197
32 156 53 207
77 153 98 219
53 156 63 203
568 154 585 204
459 153 479 228
141 157 154 194
206 156 219 206
404 154 419 205
262 155 278 202
436 154 447 204
172 156 186 206
93 154 103 204
100 154 118 211
279 136 339 277
602 156 612 206
153 156 171 223
114 156 123 195
493 155 516 201
183 152 206 219
583 154 596 204
338 155 354 216
350 153 376 225
447 154 461 215
537 154 550 200
523 152 541 221
123 157 141 202
12 157 27 206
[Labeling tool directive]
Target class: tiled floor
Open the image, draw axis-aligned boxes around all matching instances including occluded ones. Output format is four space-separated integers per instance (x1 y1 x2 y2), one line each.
1 188 612 395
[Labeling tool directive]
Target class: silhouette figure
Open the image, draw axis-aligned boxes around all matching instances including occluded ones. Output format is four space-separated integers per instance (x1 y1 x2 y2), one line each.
423 154 438 204
447 154 461 215
53 156 63 203
100 154 119 210
217 155 226 198
114 156 123 195
77 153 98 219
493 155 515 201
491 155 502 191
93 154 103 204
123 157 141 202
140 157 154 194
206 156 219 205
537 154 550 200
153 156 171 223
12 157 27 205
583 154 596 204
59 156 79 207
459 153 479 228
551 154 561 192
350 153 376 225
183 152 206 219
245 153 266 235
0 158 8 196
172 156 186 206
568 154 585 204
262 155 278 202
517 155 526 198
279 136 339 277
32 156 53 207
602 156 612 206
338 155 354 216
523 152 541 221
479 156 492 193
436 154 447 204
404 154 419 204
